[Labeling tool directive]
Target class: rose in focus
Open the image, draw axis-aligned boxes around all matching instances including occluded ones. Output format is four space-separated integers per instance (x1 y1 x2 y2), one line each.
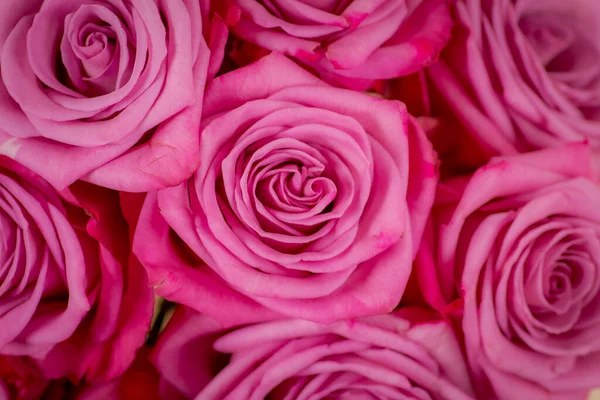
132 53 437 325
0 0 227 191
429 0 600 156
150 306 475 400
0 157 153 385
225 0 452 89
417 144 600 399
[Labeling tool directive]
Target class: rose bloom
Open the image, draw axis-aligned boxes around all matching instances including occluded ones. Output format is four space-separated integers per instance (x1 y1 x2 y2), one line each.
417 144 600 399
131 52 437 325
224 0 452 89
149 306 475 400
0 157 153 385
0 0 227 191
428 0 600 156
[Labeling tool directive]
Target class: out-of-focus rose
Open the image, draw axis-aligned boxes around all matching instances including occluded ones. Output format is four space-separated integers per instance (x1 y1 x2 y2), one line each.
53 348 162 400
1 348 162 400
151 306 475 400
0 157 153 384
224 0 452 89
383 72 492 178
0 356 48 400
417 144 600 399
0 0 227 191
429 0 600 156
132 53 438 325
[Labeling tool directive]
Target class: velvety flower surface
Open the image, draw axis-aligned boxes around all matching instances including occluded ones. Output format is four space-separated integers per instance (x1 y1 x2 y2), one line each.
429 0 600 156
132 53 438 325
0 157 153 385
225 0 452 89
417 144 600 399
0 0 227 191
151 306 475 400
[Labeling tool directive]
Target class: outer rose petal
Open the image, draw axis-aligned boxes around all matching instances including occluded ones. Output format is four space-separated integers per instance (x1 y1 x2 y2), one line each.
318 0 454 80
406 116 438 256
150 306 475 399
0 158 90 357
36 183 154 383
149 308 237 399
82 61 206 191
226 0 453 89
131 191 279 328
202 52 325 118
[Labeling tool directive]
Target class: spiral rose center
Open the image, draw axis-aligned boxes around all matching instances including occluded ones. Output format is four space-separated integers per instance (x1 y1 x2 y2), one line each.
512 222 600 347
545 263 574 305
56 5 135 96
216 121 373 261
520 13 600 92
520 15 574 71
245 147 339 245
257 162 335 213
75 26 116 76
548 271 567 295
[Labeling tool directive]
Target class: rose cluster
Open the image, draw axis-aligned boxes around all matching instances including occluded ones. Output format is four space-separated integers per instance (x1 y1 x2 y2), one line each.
0 1 599 400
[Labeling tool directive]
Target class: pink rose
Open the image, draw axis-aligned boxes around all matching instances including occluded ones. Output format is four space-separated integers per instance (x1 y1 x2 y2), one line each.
150 306 475 400
132 53 437 325
0 0 227 191
0 158 153 384
225 0 453 89
429 0 600 156
417 144 600 399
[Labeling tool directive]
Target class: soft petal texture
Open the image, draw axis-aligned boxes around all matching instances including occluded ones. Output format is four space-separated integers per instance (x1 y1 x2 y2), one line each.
151 306 475 400
429 0 600 157
0 157 89 358
417 143 600 399
0 0 226 191
0 157 153 385
133 53 438 324
225 0 453 89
